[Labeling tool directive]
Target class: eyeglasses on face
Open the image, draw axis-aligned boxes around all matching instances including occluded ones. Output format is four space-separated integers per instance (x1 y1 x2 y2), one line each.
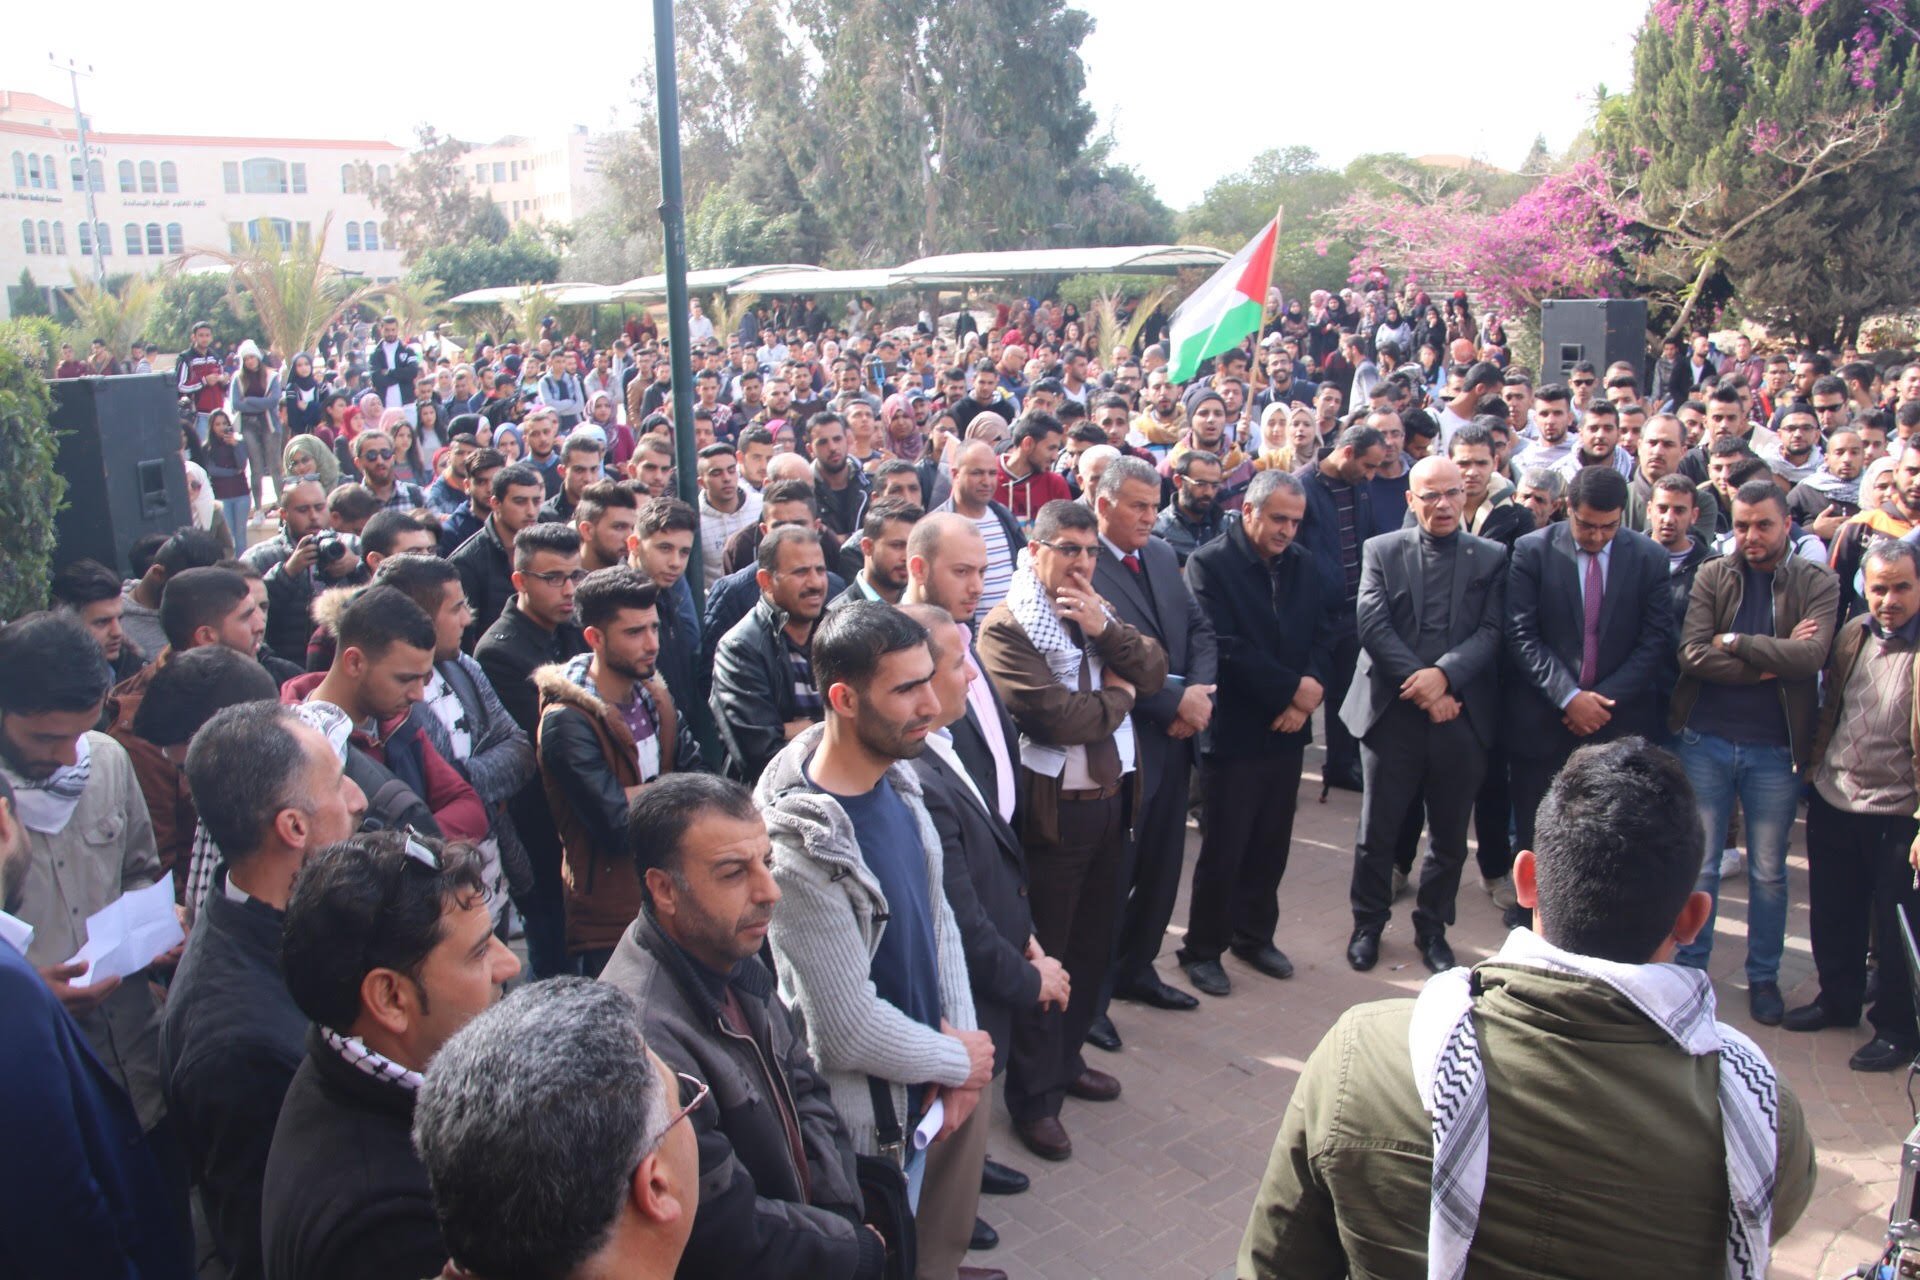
1412 486 1466 504
524 569 589 587
1033 540 1099 559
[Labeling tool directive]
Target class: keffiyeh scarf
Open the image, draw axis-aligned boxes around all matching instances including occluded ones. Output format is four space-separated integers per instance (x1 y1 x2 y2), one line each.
5 733 92 834
1408 927 1777 1280
321 1026 425 1092
1002 568 1133 778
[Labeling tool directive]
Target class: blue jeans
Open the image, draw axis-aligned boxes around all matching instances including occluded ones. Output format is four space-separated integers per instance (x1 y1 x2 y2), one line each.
1671 729 1800 983
219 496 250 543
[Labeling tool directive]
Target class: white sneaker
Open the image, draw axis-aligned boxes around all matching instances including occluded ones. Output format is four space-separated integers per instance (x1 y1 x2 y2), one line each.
1718 847 1746 880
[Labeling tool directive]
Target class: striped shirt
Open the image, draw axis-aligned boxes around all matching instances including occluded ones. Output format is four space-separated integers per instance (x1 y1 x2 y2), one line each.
973 511 1015 631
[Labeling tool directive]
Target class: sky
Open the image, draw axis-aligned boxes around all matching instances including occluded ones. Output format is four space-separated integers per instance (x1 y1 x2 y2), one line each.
5 0 1650 213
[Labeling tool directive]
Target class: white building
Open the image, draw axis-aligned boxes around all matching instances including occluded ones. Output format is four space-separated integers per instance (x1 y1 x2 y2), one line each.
464 127 607 228
0 88 406 318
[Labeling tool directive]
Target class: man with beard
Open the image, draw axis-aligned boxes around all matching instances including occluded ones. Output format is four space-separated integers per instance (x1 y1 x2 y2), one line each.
828 499 920 608
1164 391 1254 513
573 480 639 573
938 440 1029 630
1629 414 1721 537
711 526 832 784
0 612 188 1246
596 775 886 1279
1762 403 1826 489
754 603 995 1248
808 412 872 541
1788 427 1864 543
1832 441 1920 618
536 568 705 977
1131 367 1188 455
1152 450 1225 565
0 762 190 1278
353 431 429 512
953 359 1020 434
1550 400 1634 482
451 463 549 649
1510 384 1577 470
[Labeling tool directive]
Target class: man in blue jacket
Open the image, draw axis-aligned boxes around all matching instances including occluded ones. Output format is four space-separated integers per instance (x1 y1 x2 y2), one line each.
0 770 190 1279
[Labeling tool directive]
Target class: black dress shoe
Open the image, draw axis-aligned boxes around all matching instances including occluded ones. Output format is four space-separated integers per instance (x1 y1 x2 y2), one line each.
1781 1000 1861 1033
1851 1036 1920 1072
1416 935 1456 974
1183 958 1231 997
1347 928 1381 971
970 1218 999 1251
980 1157 1029 1196
1231 943 1295 980
1085 1015 1122 1053
1749 981 1784 1027
1116 973 1201 1010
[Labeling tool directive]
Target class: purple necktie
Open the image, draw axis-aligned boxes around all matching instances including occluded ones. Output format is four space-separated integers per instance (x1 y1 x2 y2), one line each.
1579 553 1603 688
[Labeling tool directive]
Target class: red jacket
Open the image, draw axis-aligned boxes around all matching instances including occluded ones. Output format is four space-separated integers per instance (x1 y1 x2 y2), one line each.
993 460 1071 529
280 673 489 842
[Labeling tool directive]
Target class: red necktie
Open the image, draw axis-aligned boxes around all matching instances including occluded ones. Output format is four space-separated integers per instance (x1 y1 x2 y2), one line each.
1122 552 1142 576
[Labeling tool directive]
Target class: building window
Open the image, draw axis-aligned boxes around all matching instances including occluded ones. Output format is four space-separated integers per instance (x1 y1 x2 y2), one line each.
36 221 51 254
364 222 381 251
345 221 361 252
146 224 164 255
88 160 103 193
474 163 486 183
241 158 289 195
10 152 21 187
71 157 85 188
42 155 57 190
95 223 110 255
492 162 506 183
118 160 135 193
376 164 391 185
341 163 358 194
161 162 178 194
166 223 183 254
21 219 34 254
51 223 65 254
223 161 240 194
26 155 40 188
291 162 307 194
125 222 142 255
76 221 90 255
139 161 157 194
242 217 293 246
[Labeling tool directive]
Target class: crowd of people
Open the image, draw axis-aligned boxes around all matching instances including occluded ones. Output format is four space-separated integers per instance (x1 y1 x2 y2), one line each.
21 276 1920 1279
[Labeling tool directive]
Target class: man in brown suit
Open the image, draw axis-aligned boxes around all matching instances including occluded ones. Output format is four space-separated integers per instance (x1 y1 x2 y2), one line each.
976 499 1166 1163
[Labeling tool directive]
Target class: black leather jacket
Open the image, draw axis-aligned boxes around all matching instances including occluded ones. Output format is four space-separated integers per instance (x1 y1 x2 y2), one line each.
710 597 820 783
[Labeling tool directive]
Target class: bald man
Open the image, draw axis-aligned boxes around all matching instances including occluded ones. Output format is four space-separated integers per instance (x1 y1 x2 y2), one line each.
1338 457 1509 974
934 439 1028 629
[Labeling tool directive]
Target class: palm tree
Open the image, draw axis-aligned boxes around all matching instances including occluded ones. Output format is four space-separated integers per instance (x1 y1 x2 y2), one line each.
60 272 161 361
504 285 559 343
181 215 391 359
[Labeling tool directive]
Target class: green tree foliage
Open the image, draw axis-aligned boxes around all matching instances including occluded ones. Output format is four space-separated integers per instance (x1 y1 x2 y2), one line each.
364 126 500 263
1180 147 1358 297
150 272 255 351
408 231 562 298
0 338 62 617
11 268 49 317
1602 0 1920 346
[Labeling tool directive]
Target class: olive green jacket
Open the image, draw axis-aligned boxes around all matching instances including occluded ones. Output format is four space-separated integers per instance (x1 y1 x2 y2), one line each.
1238 963 1815 1280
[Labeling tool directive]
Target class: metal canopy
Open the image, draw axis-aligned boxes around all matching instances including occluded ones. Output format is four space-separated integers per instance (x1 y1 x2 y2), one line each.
891 244 1230 282
732 267 900 296
446 282 611 306
612 263 823 301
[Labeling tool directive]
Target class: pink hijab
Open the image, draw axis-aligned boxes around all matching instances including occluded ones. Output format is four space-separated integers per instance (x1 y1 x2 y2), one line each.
881 393 925 462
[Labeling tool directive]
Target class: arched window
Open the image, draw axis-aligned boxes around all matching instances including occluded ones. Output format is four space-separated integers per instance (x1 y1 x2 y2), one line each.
88 160 103 192
76 221 91 255
166 223 183 254
290 163 307 194
364 223 381 252
375 164 391 185
26 154 41 188
94 223 110 255
160 162 178 193
71 157 86 189
42 156 57 190
125 224 142 255
341 163 358 194
139 161 157 194
241 157 288 194
36 221 52 254
51 223 65 254
145 224 164 255
243 217 293 246
9 152 22 187
345 221 362 252
118 160 135 193
21 219 34 254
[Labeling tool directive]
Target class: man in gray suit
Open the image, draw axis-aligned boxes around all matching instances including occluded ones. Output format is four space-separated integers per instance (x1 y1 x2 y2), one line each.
1341 457 1507 974
1090 457 1220 1019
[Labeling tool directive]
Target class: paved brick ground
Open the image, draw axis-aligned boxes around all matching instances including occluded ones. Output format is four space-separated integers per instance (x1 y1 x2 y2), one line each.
970 745 1912 1280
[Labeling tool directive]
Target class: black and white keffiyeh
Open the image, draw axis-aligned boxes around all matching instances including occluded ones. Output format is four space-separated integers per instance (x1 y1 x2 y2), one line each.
1408 928 1777 1280
321 1026 425 1092
1002 567 1134 777
5 733 92 834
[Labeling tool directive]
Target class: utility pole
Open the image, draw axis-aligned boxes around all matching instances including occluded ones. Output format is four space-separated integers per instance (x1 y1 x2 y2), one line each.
50 54 105 287
652 0 701 609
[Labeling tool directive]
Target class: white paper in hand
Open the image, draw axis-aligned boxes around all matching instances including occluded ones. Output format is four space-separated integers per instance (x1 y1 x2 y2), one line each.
66 879 184 988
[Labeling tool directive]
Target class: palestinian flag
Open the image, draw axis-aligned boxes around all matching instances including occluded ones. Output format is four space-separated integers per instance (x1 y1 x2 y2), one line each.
1166 218 1279 384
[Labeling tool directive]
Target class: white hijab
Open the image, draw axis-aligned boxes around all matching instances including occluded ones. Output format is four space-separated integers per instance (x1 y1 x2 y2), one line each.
183 459 217 530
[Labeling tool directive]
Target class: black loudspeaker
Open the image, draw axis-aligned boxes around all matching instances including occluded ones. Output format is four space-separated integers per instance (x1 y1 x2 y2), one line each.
50 373 189 577
1538 299 1650 387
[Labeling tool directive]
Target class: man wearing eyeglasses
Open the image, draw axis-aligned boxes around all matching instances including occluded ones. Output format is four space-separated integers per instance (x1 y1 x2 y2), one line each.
1339 458 1508 974
262 831 521 1280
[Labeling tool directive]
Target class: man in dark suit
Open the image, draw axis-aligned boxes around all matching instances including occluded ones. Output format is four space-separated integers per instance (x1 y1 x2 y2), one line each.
1341 457 1508 974
1181 469 1334 995
907 605 1062 1277
1505 465 1675 858
1088 457 1219 1017
367 314 419 410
